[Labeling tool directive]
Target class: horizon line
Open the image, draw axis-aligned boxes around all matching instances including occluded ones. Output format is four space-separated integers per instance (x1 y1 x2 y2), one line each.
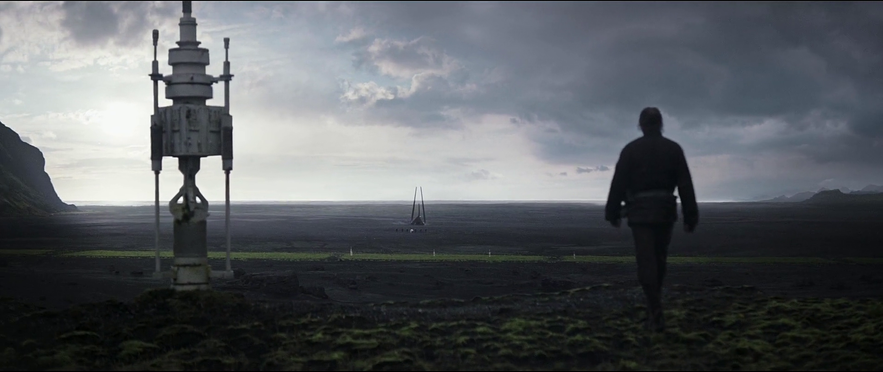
67 198 741 204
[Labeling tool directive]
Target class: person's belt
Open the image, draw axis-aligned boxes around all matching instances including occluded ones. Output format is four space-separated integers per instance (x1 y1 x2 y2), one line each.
629 190 674 199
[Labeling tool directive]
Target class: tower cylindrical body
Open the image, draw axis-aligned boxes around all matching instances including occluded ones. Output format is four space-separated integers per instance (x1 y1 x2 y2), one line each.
166 14 213 106
172 219 210 290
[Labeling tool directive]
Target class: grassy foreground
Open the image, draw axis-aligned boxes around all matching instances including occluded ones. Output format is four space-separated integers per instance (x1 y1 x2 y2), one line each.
2 249 878 264
0 286 881 371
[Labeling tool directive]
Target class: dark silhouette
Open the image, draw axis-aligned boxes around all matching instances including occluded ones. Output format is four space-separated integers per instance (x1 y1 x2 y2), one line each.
605 107 699 332
410 186 427 226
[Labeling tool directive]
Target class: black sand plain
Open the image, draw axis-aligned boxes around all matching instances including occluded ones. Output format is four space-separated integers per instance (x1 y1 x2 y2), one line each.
1 202 882 370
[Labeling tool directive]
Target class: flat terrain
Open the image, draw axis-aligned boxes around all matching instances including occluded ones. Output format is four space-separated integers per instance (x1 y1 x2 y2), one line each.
5 201 883 258
1 202 882 370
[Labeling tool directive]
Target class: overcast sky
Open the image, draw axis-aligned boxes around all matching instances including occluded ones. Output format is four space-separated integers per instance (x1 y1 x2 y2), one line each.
1 1 882 202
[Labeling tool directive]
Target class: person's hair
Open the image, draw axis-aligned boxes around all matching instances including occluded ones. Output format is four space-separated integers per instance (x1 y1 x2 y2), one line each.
639 107 663 132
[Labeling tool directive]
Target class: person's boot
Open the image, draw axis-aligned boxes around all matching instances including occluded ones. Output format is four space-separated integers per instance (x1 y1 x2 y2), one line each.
644 300 663 332
652 306 665 333
644 307 655 331
644 298 664 333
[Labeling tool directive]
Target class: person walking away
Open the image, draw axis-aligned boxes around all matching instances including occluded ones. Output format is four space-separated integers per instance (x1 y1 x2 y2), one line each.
604 107 699 332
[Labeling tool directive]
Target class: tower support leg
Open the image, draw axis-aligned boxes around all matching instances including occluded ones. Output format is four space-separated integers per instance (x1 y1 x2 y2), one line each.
169 157 211 291
153 170 163 278
224 170 232 274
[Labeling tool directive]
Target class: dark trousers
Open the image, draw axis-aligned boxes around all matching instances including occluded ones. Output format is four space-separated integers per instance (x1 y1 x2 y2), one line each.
630 223 674 313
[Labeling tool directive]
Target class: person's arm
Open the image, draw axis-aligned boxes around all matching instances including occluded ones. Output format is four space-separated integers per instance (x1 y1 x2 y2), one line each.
676 145 699 231
605 148 629 225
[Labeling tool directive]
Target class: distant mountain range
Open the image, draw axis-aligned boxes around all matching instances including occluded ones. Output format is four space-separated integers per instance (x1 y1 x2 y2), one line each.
760 185 883 203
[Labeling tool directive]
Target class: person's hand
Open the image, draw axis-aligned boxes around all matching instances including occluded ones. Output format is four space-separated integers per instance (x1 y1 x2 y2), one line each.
684 223 696 233
611 219 621 228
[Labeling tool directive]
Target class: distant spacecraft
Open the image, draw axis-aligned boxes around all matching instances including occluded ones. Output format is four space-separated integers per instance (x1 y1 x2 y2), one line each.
410 186 427 226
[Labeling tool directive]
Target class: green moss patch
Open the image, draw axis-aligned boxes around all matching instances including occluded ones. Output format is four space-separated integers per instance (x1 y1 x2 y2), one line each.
0 285 881 370
0 249 879 266
37 249 876 265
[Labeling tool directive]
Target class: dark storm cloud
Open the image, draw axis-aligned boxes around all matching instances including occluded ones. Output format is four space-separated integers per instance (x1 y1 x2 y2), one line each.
60 1 177 48
340 1 883 167
848 106 883 138
798 133 883 166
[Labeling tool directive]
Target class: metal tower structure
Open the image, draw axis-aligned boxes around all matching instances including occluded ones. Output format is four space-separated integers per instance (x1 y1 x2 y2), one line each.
150 1 234 291
410 187 426 226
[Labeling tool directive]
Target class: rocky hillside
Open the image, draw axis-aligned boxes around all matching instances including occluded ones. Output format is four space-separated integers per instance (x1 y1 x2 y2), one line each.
0 120 77 216
761 186 883 203
762 191 816 203
851 184 883 194
804 189 883 204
